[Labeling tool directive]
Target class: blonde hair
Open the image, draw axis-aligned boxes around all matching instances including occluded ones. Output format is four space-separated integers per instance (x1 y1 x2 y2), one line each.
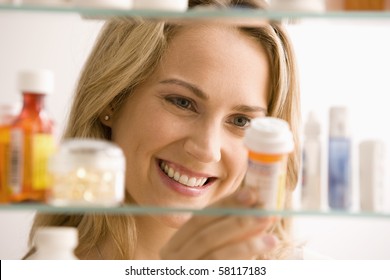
27 0 301 259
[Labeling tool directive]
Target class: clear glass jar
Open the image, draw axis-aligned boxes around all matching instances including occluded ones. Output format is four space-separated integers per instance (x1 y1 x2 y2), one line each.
47 138 125 207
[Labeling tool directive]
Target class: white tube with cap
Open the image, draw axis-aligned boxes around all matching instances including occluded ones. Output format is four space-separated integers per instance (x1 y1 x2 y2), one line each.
359 140 386 212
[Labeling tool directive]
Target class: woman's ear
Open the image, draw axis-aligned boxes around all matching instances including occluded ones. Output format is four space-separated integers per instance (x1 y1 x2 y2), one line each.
99 107 114 128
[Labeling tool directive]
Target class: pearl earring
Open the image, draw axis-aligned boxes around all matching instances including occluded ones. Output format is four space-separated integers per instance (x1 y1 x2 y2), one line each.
104 115 110 121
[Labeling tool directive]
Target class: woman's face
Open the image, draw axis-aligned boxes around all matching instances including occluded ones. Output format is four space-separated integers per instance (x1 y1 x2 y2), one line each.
110 25 269 227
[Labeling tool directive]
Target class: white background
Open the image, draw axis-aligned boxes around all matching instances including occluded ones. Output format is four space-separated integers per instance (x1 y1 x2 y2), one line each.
1 12 390 260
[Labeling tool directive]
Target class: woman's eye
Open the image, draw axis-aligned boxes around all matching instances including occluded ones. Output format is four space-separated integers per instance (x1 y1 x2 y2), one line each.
232 116 251 128
167 96 195 111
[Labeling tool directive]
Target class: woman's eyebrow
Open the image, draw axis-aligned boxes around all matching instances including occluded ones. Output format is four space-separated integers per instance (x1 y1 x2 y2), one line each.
160 78 267 114
159 78 209 100
233 104 268 115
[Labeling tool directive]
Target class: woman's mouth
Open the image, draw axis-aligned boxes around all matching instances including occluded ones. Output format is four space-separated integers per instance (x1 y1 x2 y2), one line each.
160 161 211 188
157 159 217 197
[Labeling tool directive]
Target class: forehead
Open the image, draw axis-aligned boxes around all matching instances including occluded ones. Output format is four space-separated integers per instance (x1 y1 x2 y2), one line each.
156 24 270 101
165 23 267 60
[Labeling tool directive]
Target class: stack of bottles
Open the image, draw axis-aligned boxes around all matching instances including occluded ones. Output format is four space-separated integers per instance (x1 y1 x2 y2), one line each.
0 69 126 206
301 106 386 213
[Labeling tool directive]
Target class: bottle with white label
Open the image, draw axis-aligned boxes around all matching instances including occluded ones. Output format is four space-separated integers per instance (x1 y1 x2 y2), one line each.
243 117 294 210
27 227 78 260
301 111 322 210
8 69 56 203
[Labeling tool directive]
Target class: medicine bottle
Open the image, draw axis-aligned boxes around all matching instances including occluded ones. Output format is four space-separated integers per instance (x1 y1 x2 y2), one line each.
27 227 79 260
328 106 351 210
359 140 385 212
0 103 20 203
47 138 126 207
301 111 322 210
243 117 294 210
8 69 55 203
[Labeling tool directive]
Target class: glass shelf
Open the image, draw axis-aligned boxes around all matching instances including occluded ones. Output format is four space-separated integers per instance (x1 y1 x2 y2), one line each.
0 203 389 219
1 3 390 20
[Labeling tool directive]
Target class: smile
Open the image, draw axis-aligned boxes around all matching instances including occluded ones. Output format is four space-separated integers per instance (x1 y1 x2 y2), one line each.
159 161 210 188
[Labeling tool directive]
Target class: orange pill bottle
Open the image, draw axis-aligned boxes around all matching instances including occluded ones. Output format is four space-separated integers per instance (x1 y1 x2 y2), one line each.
243 117 294 210
8 69 55 203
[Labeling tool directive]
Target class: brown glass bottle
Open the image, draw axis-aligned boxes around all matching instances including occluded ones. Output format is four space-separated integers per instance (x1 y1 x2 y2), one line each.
8 70 55 203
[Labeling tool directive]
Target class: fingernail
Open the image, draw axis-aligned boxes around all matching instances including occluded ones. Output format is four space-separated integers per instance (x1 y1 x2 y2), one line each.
262 234 278 249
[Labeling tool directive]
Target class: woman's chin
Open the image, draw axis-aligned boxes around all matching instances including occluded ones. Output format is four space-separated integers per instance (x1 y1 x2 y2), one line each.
153 212 194 229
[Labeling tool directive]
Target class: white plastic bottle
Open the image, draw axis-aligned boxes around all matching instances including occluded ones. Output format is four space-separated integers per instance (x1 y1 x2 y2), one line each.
359 140 386 212
243 117 294 210
301 111 322 210
27 227 79 260
328 106 351 210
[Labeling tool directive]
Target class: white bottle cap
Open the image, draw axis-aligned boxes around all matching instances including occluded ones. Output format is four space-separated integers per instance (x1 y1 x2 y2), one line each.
18 69 54 95
34 227 78 248
329 106 349 138
49 138 126 171
304 111 321 137
133 0 188 11
244 117 294 154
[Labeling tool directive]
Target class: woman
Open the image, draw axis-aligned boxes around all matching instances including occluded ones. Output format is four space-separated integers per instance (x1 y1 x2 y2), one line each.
26 0 300 259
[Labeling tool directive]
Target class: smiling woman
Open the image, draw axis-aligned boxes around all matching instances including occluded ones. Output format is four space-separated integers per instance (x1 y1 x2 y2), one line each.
24 0 301 260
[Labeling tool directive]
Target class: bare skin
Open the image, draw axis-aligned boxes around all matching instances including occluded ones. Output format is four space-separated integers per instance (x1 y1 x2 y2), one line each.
98 24 276 260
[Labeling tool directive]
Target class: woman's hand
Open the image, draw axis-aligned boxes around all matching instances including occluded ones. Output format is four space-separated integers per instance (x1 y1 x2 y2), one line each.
160 188 278 260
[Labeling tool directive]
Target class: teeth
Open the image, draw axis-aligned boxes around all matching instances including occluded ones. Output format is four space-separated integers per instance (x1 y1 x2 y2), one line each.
187 178 196 187
168 167 174 178
179 175 188 185
160 161 209 188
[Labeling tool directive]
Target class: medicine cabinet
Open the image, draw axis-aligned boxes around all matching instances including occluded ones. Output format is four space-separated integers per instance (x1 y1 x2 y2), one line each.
0 3 390 220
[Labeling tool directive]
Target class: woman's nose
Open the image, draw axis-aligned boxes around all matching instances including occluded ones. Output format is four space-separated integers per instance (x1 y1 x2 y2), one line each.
183 125 222 163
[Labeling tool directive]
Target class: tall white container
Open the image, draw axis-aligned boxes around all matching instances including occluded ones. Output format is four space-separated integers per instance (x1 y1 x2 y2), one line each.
359 140 386 212
301 111 322 210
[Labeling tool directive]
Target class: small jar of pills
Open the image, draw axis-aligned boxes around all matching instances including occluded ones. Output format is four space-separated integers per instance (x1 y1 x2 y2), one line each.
47 139 125 207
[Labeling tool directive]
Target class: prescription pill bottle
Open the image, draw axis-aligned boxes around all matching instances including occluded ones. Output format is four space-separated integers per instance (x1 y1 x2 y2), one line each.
47 138 125 207
243 117 294 210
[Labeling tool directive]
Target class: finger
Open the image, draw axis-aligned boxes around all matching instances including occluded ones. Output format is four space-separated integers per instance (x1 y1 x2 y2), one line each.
200 234 278 260
163 188 260 252
172 215 275 259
